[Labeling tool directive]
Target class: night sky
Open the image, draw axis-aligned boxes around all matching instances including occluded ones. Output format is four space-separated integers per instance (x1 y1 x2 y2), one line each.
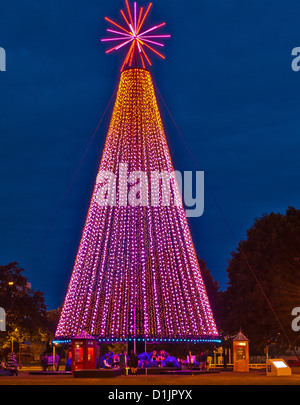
1 0 300 310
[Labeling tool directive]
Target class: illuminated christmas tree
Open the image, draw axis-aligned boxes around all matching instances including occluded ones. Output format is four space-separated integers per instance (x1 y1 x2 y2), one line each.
56 1 219 342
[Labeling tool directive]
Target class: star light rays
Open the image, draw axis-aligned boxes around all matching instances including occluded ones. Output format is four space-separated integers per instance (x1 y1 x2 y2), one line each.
101 1 170 71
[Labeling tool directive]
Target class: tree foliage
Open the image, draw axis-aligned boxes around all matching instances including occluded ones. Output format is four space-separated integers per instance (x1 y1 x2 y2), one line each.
197 257 223 332
221 207 300 353
0 262 51 354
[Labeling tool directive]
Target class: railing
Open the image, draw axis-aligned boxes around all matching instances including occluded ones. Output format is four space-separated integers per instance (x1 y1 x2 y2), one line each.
207 354 267 369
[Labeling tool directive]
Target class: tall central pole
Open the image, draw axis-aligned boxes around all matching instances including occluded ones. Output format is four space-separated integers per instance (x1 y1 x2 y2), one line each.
133 308 136 353
134 45 137 68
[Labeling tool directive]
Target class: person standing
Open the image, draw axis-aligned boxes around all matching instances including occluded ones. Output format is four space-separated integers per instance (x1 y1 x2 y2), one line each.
128 350 138 375
200 351 207 371
119 350 127 375
41 353 48 371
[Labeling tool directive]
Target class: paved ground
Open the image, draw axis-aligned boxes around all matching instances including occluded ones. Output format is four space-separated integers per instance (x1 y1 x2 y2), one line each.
0 368 300 385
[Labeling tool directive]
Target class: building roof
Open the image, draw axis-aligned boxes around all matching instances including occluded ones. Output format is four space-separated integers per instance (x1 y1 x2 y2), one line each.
233 330 249 341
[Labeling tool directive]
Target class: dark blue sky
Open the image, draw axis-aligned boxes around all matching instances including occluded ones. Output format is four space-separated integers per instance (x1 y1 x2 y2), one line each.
1 0 300 310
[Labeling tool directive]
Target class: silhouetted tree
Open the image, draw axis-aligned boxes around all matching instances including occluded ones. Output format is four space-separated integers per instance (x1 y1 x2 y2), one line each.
197 257 223 332
222 207 300 354
0 262 49 358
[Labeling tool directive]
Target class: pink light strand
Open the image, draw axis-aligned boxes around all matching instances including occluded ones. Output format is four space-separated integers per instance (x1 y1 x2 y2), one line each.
56 70 218 339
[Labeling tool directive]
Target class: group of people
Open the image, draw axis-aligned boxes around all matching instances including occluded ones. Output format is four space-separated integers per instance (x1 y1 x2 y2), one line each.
137 349 179 368
101 349 208 374
146 349 169 367
102 349 138 375
0 349 209 376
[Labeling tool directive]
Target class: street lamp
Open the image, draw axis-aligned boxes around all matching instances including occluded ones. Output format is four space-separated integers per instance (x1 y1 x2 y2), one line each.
11 328 18 352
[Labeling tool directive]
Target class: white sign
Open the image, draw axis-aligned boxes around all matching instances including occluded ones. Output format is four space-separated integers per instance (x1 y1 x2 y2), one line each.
272 361 287 369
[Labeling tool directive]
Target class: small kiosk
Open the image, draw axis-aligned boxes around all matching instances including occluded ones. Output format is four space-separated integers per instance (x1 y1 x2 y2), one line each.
71 331 97 373
233 330 249 372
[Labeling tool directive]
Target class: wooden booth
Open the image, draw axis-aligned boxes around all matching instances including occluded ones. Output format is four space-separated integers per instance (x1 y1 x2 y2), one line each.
233 330 249 372
71 331 97 373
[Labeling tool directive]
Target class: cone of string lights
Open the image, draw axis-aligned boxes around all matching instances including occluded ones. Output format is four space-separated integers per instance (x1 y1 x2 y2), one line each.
55 1 219 343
